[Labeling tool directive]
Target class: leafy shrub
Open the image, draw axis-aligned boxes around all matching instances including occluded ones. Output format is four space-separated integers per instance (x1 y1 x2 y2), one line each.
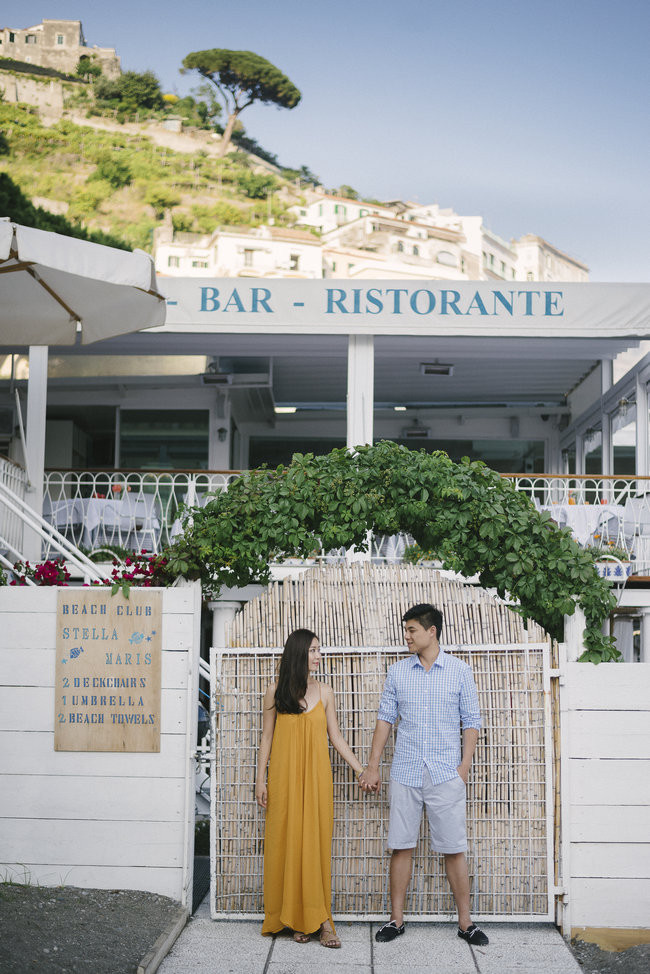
235 170 278 199
0 171 128 250
68 182 113 221
145 185 181 216
191 202 244 232
168 442 620 662
89 151 132 189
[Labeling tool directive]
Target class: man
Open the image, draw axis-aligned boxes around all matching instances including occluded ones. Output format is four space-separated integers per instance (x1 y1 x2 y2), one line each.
359 603 489 947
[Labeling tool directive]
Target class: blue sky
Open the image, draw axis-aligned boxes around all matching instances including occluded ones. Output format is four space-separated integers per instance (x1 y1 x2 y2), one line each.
5 1 650 281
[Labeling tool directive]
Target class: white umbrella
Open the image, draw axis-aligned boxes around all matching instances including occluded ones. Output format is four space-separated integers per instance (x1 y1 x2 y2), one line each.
0 219 166 344
0 219 167 560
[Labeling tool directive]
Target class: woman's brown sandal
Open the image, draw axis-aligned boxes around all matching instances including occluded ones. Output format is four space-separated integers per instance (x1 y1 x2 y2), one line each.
319 921 341 948
292 931 310 943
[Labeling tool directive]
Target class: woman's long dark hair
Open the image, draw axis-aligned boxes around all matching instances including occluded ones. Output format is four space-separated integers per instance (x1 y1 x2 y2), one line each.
274 628 318 714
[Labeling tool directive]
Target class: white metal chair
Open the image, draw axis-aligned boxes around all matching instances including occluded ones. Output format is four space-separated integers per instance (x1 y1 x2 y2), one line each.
119 492 162 553
621 495 650 563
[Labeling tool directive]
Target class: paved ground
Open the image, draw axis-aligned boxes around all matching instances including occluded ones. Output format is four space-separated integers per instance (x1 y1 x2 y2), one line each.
159 904 582 974
2 883 649 974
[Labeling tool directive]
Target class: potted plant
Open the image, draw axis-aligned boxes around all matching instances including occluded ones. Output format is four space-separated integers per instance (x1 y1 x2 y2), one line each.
585 545 634 580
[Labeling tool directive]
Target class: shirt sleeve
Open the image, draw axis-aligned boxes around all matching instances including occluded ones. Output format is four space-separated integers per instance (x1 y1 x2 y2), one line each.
459 666 482 731
377 667 398 724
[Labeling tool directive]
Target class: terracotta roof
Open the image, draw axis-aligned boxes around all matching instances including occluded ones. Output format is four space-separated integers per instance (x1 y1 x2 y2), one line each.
268 227 321 244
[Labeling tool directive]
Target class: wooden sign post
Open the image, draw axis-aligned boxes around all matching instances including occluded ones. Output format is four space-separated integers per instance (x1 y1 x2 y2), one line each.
54 588 162 752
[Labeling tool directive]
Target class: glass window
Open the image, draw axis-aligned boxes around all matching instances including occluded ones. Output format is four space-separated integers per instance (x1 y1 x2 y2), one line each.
612 401 636 474
243 249 254 267
191 259 208 268
57 34 64 44
168 255 180 267
289 253 300 270
397 241 404 253
120 410 209 469
9 33 15 42
25 34 36 44
413 245 419 256
584 426 602 475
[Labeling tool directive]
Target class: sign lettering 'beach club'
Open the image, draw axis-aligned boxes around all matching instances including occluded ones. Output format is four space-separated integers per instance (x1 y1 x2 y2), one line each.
55 590 162 752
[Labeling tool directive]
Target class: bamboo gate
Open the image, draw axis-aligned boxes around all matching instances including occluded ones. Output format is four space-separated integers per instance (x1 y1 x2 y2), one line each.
210 564 559 921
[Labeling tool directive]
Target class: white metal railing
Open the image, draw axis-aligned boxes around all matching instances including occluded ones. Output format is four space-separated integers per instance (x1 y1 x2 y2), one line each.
42 469 240 558
0 477 109 583
0 455 28 559
507 474 650 570
39 469 650 573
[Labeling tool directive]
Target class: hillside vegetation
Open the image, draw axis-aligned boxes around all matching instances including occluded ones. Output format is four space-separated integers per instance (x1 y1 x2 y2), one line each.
0 102 309 251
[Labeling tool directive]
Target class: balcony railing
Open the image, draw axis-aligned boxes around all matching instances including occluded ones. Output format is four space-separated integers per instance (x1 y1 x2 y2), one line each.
37 469 650 573
0 455 28 560
42 469 240 559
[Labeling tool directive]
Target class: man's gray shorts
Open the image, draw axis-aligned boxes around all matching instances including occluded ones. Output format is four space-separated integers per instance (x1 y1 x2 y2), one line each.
387 769 467 854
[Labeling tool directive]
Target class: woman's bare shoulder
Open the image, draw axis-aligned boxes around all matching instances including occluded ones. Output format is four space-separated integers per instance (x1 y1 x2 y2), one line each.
263 682 277 701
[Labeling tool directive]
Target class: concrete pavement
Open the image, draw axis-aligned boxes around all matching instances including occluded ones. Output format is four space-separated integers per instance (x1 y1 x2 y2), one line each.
157 900 582 974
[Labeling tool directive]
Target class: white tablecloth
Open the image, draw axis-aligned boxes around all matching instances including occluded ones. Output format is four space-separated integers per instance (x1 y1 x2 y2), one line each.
539 504 624 545
45 496 160 549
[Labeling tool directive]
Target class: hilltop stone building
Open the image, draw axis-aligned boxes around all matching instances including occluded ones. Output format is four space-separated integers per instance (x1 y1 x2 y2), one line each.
0 19 120 79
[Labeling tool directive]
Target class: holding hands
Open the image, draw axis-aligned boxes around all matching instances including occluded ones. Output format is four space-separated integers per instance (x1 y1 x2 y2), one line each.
358 766 381 793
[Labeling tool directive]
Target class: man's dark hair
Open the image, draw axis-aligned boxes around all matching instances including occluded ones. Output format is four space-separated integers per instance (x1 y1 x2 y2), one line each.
402 604 443 640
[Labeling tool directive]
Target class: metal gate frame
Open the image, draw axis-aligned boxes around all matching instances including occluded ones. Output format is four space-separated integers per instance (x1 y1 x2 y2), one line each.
210 643 556 922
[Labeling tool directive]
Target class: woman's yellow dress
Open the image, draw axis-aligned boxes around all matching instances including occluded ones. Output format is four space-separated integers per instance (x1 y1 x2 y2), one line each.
262 699 336 936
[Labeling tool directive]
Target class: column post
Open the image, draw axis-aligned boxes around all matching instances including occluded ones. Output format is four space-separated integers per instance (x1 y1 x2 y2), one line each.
208 600 241 650
23 346 48 561
635 372 648 478
346 334 374 450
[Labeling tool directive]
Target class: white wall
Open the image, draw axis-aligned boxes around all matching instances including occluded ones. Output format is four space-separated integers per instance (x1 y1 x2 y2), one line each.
0 583 201 905
562 662 650 933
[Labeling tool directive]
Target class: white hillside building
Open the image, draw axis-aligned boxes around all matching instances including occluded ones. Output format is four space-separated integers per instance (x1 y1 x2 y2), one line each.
322 213 467 280
154 192 589 284
154 223 322 279
293 193 396 234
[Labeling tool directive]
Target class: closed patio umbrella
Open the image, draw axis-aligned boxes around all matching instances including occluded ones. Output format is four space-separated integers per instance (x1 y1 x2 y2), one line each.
0 219 167 559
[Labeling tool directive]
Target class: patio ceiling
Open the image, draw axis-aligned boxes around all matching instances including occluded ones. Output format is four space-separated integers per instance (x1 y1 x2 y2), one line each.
29 331 638 412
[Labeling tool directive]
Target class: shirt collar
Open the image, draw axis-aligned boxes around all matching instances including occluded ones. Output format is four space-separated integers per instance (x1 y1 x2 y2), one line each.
409 649 446 669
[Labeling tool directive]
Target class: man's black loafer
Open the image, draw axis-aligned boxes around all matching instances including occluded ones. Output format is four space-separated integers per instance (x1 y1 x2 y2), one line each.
375 919 405 942
458 923 489 946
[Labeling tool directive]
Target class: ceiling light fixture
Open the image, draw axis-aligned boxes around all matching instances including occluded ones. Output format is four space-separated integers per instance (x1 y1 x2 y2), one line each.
402 419 431 439
419 362 454 376
274 406 297 414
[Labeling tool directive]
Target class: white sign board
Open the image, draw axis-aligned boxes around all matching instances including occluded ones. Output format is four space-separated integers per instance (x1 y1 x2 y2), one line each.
154 279 650 338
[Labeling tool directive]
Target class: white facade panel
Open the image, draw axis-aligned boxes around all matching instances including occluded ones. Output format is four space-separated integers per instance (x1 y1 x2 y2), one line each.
0 583 201 905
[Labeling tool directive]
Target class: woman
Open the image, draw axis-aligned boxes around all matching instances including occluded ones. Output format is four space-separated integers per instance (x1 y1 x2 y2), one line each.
256 628 364 948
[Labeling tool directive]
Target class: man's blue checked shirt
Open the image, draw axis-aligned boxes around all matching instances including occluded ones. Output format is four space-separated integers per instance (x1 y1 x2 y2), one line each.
377 650 482 786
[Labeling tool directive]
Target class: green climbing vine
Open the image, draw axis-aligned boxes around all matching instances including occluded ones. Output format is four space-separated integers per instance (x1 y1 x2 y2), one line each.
167 441 619 662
